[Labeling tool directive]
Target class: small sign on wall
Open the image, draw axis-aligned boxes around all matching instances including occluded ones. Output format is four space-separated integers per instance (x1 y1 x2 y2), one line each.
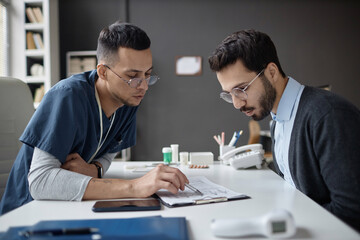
175 56 202 76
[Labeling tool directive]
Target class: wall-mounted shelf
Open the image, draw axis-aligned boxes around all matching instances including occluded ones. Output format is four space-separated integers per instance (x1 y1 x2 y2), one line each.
66 50 97 77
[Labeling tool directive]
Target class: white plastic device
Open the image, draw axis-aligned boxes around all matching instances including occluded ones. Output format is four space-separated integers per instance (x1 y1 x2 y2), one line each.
219 143 264 169
211 209 296 239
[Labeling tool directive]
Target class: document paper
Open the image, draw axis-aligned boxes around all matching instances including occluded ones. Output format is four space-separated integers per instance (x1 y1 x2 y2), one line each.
156 176 248 206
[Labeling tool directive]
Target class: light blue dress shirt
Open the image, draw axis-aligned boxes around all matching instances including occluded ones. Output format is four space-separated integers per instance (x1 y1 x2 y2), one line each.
270 77 305 187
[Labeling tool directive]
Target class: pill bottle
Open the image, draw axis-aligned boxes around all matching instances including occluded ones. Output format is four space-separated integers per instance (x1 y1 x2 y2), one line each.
162 147 172 164
179 152 189 166
170 144 179 163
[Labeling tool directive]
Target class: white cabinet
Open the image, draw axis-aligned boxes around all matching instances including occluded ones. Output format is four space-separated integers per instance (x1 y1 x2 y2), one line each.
66 51 97 77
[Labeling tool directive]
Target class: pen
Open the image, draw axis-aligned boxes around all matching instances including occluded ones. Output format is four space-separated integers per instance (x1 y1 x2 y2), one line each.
19 227 99 237
124 164 152 170
233 130 243 146
228 131 237 146
185 183 203 195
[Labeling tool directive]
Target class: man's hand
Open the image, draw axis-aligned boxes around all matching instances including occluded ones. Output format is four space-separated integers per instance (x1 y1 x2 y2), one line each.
130 164 189 197
61 153 98 178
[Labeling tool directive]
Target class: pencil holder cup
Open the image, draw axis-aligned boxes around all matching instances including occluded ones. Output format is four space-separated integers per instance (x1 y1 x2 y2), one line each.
219 145 235 159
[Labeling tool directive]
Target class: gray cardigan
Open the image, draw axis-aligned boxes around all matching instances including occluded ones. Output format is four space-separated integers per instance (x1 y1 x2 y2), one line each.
271 86 360 232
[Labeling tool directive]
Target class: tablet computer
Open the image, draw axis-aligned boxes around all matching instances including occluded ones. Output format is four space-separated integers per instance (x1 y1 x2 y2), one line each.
92 199 161 212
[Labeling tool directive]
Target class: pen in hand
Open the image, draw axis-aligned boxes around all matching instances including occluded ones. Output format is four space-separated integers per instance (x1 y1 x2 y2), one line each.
185 183 203 195
19 227 99 237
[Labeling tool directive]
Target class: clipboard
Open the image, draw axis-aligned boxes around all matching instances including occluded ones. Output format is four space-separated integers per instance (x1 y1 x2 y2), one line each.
155 176 250 207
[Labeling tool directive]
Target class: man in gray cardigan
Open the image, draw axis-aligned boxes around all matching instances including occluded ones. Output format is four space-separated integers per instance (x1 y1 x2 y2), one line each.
208 29 360 232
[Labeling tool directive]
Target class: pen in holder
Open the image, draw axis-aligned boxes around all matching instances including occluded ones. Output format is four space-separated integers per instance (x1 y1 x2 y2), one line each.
219 145 235 165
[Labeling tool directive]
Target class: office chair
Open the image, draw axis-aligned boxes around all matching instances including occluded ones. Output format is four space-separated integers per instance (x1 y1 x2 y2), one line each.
0 77 34 199
317 84 332 91
248 120 261 144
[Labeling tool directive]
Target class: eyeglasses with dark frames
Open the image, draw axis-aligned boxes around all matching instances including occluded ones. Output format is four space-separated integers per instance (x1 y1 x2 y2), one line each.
220 69 264 103
103 64 159 88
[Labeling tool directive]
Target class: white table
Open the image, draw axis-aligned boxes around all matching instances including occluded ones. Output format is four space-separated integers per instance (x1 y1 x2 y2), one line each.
0 162 359 239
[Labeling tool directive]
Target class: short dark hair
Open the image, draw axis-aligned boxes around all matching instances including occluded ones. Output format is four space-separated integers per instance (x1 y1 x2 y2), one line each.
208 29 285 77
97 21 151 65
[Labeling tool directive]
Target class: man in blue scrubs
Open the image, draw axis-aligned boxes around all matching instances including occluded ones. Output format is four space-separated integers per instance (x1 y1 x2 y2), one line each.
208 30 360 232
0 21 188 215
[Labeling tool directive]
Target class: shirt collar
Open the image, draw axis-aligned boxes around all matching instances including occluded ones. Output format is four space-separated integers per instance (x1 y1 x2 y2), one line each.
271 77 303 122
90 69 98 86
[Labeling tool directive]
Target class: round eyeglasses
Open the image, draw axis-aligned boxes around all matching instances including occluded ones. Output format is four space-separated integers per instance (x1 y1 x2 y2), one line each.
220 69 264 103
103 64 159 88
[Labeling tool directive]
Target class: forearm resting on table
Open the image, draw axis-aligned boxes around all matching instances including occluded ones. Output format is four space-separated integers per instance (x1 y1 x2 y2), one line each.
82 178 136 200
30 148 188 201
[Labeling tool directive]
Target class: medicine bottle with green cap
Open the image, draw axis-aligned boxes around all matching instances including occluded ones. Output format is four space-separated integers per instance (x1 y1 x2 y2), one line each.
162 147 172 164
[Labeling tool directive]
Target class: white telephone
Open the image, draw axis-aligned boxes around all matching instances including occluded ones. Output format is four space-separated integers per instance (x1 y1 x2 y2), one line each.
219 144 264 169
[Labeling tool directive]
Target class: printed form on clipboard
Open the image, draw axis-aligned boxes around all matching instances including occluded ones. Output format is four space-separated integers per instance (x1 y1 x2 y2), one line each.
156 176 250 207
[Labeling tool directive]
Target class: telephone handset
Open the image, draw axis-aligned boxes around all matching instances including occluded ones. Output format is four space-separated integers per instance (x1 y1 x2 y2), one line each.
219 143 264 169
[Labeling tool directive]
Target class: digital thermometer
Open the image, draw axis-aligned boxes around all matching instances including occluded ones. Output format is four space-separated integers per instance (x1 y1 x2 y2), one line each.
211 209 296 239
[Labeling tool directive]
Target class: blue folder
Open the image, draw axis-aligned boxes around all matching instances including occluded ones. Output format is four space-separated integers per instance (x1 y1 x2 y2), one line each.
0 216 189 240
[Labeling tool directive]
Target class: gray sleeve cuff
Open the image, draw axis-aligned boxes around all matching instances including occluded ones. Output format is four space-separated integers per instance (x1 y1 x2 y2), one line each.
92 152 117 175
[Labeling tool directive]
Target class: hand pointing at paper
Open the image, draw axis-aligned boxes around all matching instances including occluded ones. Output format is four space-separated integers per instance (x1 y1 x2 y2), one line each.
83 164 189 200
131 164 189 197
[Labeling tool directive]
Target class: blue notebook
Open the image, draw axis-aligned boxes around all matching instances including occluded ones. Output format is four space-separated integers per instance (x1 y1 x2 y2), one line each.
0 216 189 240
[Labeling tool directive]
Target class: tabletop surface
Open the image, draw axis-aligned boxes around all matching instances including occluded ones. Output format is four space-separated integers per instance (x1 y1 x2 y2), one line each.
0 161 359 239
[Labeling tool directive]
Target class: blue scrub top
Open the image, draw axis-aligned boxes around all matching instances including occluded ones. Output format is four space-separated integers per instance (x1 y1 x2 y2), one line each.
0 70 138 215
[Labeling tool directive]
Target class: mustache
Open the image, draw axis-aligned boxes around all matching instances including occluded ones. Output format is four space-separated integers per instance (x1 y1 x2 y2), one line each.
240 106 255 112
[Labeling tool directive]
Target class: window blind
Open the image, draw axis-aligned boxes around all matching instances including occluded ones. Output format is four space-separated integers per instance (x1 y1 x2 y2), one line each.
0 2 8 76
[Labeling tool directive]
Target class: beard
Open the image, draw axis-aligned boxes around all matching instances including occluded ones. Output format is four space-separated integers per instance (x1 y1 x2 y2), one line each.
110 89 145 107
122 96 144 107
240 75 276 121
